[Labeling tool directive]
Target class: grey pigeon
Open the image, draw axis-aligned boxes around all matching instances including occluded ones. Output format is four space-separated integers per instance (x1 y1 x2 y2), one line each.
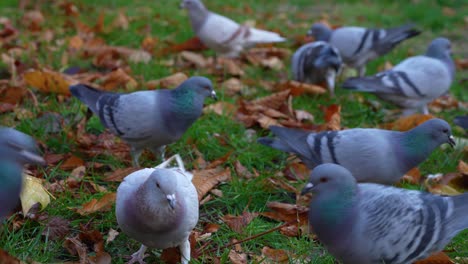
0 127 45 219
70 76 217 167
342 38 455 115
257 118 455 184
116 154 199 264
291 41 343 96
454 116 468 130
308 23 421 77
301 163 468 264
181 0 286 58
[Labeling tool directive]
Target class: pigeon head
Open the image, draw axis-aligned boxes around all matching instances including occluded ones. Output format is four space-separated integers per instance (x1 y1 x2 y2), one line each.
413 118 455 148
301 164 357 196
180 0 205 10
307 23 332 41
181 0 209 32
426 37 451 59
314 45 342 72
0 127 45 166
147 169 179 209
185 76 217 100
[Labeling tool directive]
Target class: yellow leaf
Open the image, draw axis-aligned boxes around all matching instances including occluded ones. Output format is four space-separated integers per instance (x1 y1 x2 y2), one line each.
20 174 51 215
23 69 77 95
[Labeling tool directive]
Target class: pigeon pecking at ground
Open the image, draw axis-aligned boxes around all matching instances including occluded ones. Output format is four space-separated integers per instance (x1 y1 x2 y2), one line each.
342 37 455 116
301 163 468 264
258 118 455 184
0 127 45 220
181 0 286 58
308 22 421 77
115 154 198 264
70 76 217 167
291 41 343 96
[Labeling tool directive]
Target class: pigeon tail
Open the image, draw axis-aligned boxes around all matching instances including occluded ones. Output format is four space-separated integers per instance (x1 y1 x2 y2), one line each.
70 84 107 114
245 27 286 44
450 193 468 233
341 76 383 92
375 24 421 55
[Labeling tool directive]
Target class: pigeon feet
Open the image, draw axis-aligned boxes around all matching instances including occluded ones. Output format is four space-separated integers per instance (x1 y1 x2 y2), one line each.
127 245 148 264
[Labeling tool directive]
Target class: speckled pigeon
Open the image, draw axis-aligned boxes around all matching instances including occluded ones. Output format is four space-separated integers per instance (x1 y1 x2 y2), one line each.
308 23 421 77
258 118 455 184
301 163 468 264
342 38 455 115
181 0 286 58
69 76 217 167
291 41 343 96
116 154 199 264
0 127 45 219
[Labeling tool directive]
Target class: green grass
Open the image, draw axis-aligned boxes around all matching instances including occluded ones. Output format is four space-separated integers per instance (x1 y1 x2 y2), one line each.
0 0 467 263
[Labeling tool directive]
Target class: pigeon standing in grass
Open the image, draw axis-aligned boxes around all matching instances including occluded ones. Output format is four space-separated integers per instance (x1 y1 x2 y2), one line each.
70 76 217 167
181 0 286 58
301 163 468 264
308 23 421 77
0 127 45 219
257 118 455 184
342 38 455 115
291 41 343 96
116 154 199 264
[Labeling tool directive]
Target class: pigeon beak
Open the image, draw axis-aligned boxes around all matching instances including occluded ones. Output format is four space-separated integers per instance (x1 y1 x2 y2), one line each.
6 141 46 166
448 135 456 148
166 194 176 210
300 182 314 195
210 90 218 101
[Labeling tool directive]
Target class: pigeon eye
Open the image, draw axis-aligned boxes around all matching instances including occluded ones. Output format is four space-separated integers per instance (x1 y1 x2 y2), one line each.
320 177 328 183
442 128 448 133
156 183 160 188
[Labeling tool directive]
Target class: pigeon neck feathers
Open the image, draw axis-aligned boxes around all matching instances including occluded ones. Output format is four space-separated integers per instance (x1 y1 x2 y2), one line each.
169 84 205 118
0 161 22 188
425 38 455 80
187 1 210 33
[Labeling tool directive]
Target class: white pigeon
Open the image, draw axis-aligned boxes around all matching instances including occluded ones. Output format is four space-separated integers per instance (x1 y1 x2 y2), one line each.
181 0 286 58
116 154 199 264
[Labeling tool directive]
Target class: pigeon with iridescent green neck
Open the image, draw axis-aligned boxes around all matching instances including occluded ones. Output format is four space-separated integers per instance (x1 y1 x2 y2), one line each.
258 118 455 184
0 127 45 219
301 163 468 264
70 76 217 167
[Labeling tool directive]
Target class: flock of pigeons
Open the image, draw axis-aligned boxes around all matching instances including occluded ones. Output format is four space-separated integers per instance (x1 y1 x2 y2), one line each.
0 0 466 263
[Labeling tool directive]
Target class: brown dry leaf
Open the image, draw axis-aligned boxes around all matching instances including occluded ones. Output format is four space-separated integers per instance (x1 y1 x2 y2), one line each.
424 173 464 196
283 162 310 181
223 78 243 96
0 249 20 264
276 80 327 96
0 86 28 104
43 216 71 241
162 37 207 54
402 167 421 184
0 103 15 113
142 35 158 53
220 58 245 76
79 226 112 264
260 202 309 226
192 167 231 201
295 109 314 123
254 89 291 109
202 223 221 234
414 251 454 264
23 69 77 95
323 104 341 131
229 249 248 264
222 211 259 233
266 177 297 193
100 68 138 90
68 35 84 51
279 224 300 237
203 101 237 116
104 167 140 182
105 228 119 244
60 155 85 170
381 114 435 131
23 10 44 31
261 246 289 263
257 113 281 129
146 72 188 89
458 160 468 175
76 193 116 216
113 11 129 30
180 51 207 68
429 94 461 112
260 56 284 70
234 160 254 179
63 237 88 262
455 58 468 70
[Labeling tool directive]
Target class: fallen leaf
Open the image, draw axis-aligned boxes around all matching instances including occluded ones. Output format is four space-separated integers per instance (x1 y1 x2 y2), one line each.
458 160 468 175
162 37 207 54
60 155 85 170
222 78 243 96
192 167 231 201
283 162 310 181
203 101 237 116
381 114 435 131
23 69 77 95
202 223 221 234
425 173 463 195
104 167 140 182
401 167 421 184
43 216 71 241
180 51 207 68
23 10 44 31
323 104 341 131
105 228 119 244
112 10 129 30
222 211 259 233
20 174 51 215
414 251 454 264
76 193 116 215
0 86 28 104
261 246 289 263
234 160 255 179
276 80 327 96
0 249 20 264
146 72 188 89
229 249 247 264
295 109 314 123
99 68 138 90
260 202 309 226
63 237 88 261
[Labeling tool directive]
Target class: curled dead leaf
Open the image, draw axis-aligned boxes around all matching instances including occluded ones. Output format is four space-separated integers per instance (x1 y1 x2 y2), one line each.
323 104 341 131
192 167 231 201
222 211 259 233
146 72 188 89
276 80 326 96
229 249 248 264
262 246 289 263
24 69 78 95
20 174 51 215
76 193 116 215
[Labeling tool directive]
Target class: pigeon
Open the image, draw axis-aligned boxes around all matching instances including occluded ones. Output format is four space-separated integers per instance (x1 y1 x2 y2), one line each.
257 118 455 184
301 163 468 264
69 76 217 167
181 0 286 58
342 37 455 115
454 116 468 130
291 41 343 96
0 127 45 219
116 154 199 264
308 23 421 77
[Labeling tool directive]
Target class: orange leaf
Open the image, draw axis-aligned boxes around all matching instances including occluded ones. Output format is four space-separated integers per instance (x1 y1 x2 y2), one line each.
458 160 468 175
76 193 116 216
192 167 231 201
0 249 20 264
261 246 289 263
24 69 77 95
323 104 341 131
260 202 309 225
0 86 28 104
146 72 188 89
222 211 259 233
229 249 247 264
162 37 207 54
276 80 327 96
382 114 435 131
414 251 454 264
401 167 421 184
59 155 85 171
